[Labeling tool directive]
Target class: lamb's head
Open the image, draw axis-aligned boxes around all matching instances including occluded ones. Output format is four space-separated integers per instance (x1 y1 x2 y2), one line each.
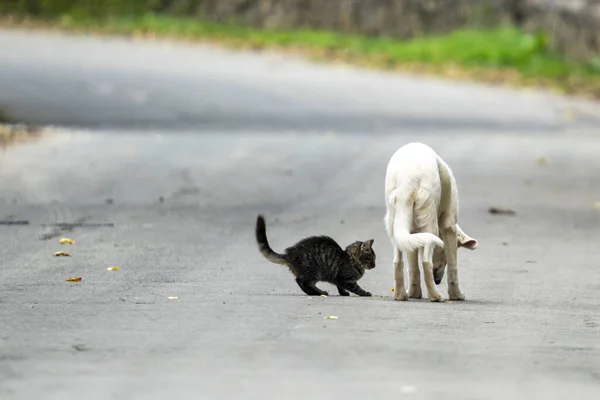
432 247 447 285
432 228 479 285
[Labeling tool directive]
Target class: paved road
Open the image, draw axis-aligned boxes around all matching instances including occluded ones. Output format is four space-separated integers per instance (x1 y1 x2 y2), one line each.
1 29 600 400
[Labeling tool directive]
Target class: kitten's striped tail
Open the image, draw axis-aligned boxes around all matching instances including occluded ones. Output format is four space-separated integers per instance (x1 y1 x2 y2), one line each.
255 215 288 266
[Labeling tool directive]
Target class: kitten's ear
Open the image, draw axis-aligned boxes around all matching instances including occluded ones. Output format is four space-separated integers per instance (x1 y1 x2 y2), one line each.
362 239 374 250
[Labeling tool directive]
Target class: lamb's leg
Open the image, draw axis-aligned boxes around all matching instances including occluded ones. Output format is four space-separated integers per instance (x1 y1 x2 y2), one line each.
440 223 465 301
393 246 409 301
420 242 444 302
407 250 422 299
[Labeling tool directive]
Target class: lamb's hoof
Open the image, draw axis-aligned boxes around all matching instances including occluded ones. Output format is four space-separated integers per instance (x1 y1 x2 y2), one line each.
428 293 445 302
408 287 422 299
394 291 409 301
449 291 466 301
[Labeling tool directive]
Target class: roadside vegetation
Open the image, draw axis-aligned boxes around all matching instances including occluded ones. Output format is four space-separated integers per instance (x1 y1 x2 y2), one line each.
0 108 40 148
1 3 600 98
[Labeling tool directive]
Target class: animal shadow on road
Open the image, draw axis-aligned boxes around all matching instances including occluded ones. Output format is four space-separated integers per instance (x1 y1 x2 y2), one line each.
252 293 502 306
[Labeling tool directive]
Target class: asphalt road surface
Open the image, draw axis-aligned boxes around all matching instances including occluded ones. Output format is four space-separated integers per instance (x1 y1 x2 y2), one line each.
1 29 600 400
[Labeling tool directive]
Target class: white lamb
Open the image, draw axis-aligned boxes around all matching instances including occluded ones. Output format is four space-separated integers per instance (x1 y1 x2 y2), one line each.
384 142 478 302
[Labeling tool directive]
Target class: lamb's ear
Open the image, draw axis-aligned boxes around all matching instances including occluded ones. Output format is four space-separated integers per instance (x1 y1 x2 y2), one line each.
456 224 478 250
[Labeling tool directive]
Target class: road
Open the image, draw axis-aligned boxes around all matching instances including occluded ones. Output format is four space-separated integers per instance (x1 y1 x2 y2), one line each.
1 28 600 400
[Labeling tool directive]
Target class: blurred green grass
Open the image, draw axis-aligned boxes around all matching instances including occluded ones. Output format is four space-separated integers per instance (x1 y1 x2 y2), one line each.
85 15 589 75
3 11 600 96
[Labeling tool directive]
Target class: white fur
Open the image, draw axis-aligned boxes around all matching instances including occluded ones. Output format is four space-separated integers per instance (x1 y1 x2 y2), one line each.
384 142 478 302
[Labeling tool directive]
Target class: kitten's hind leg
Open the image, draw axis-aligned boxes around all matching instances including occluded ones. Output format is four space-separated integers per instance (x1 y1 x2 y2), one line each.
337 285 350 296
339 281 371 297
296 278 328 296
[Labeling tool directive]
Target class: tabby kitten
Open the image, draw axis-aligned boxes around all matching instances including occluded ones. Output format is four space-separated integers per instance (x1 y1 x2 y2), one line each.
255 214 376 296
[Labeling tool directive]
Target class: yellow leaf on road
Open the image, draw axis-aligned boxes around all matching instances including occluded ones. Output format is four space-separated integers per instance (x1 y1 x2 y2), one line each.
535 156 549 167
53 251 71 257
560 107 578 121
65 277 82 282
107 266 119 271
324 316 338 320
59 238 75 245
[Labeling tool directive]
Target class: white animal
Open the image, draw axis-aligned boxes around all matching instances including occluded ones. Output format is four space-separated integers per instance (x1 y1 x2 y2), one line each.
384 142 478 302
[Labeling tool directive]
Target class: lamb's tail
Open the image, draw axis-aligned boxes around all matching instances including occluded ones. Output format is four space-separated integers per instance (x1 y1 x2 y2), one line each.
255 214 288 265
394 232 444 252
384 190 444 253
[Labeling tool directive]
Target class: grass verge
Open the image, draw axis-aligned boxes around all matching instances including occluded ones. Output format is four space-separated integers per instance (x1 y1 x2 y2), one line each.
0 109 42 149
2 13 600 98
0 123 42 149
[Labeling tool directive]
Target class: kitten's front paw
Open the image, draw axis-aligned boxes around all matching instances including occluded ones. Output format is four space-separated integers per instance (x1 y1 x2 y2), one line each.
361 292 372 297
339 291 350 296
394 290 409 301
321 291 329 296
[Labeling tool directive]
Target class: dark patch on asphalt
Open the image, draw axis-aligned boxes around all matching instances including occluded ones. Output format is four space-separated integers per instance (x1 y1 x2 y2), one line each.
71 344 90 352
0 220 29 225
39 216 114 240
488 206 517 215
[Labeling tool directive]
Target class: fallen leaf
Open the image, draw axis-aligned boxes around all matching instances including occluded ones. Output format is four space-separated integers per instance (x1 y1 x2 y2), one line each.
560 107 578 121
324 315 338 320
59 238 75 245
320 294 328 298
53 251 71 257
106 266 119 271
72 344 89 351
65 277 82 282
488 207 516 216
390 287 395 292
167 296 179 300
535 156 549 167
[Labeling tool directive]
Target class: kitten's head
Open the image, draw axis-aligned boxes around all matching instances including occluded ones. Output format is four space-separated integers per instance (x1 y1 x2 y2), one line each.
347 239 376 270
